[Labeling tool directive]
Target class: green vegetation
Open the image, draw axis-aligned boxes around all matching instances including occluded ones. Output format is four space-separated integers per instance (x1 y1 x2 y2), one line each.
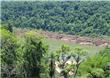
46 38 104 56
1 29 17 78
1 1 110 37
1 1 110 78
1 28 110 78
79 47 110 78
22 31 48 78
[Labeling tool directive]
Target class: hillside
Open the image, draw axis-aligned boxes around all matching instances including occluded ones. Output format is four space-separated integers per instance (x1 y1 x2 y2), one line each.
1 1 110 78
1 1 110 37
15 28 110 46
1 27 110 78
14 28 107 56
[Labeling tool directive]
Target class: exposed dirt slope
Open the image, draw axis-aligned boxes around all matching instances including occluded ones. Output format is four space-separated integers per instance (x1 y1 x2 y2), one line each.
15 29 110 47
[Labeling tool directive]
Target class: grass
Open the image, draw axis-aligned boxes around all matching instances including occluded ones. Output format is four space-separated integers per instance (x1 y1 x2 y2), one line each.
45 38 105 57
14 28 106 56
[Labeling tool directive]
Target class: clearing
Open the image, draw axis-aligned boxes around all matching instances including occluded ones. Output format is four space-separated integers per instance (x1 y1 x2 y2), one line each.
14 28 110 56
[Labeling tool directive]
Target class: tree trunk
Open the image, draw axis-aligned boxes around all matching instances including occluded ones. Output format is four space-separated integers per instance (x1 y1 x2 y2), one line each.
63 72 68 78
74 64 79 78
49 59 55 78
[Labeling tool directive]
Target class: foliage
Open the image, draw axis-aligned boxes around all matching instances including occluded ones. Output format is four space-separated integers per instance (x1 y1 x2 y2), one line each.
1 1 110 37
0 27 110 78
0 28 17 78
22 31 47 78
71 47 87 77
79 47 110 78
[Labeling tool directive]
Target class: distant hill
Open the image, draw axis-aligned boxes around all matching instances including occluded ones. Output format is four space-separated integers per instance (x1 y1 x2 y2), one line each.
1 1 110 37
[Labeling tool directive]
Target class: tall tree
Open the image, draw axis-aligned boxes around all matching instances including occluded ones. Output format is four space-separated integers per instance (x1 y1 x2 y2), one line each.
22 31 47 78
54 45 72 78
1 28 17 78
71 47 87 77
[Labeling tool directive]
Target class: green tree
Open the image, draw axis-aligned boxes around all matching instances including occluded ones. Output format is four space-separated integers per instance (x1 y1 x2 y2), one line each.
1 1 110 37
1 28 17 78
22 31 47 78
88 68 104 78
80 47 110 78
71 47 87 77
54 45 72 78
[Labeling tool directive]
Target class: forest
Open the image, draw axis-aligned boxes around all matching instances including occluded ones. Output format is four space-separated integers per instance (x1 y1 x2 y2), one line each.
1 1 110 78
1 1 110 37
